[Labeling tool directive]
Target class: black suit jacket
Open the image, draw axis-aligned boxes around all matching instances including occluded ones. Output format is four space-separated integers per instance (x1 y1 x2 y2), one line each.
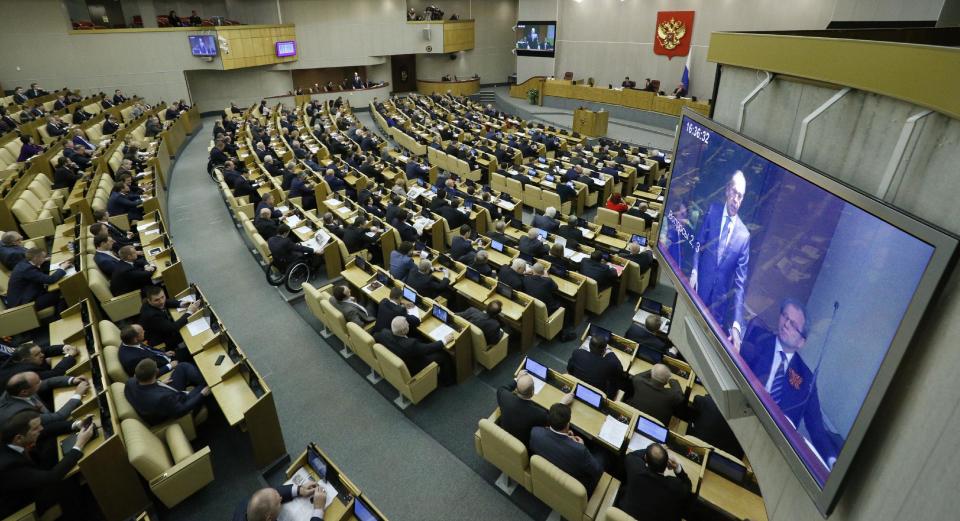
497 265 524 290
530 427 603 494
374 300 421 333
123 378 205 426
626 371 684 426
118 343 173 377
404 269 448 299
449 236 475 261
0 345 73 389
458 307 502 344
518 236 548 258
617 449 692 521
139 299 189 348
438 205 469 230
0 444 83 517
253 217 278 238
373 330 444 375
581 258 617 291
567 349 623 398
496 383 548 448
522 275 559 311
342 225 376 253
53 166 82 190
110 261 153 296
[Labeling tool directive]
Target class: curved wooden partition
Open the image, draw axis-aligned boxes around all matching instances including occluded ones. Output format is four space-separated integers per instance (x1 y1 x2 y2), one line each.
417 78 480 96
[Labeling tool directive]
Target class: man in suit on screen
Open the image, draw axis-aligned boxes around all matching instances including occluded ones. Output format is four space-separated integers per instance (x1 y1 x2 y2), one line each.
691 170 750 350
740 298 838 467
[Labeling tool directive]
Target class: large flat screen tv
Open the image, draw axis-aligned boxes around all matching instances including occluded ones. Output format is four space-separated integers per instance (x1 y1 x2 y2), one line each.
188 35 217 57
658 109 957 515
515 21 555 57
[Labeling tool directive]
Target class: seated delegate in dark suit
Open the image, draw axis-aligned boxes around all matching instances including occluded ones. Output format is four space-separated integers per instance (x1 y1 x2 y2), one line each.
581 250 618 291
117 325 203 390
235 482 327 521
739 298 838 464
342 215 379 254
6 249 70 310
232 171 262 206
449 225 477 262
268 224 315 269
289 174 317 210
405 260 450 299
0 232 27 270
110 245 156 296
107 182 144 222
0 372 88 434
522 263 560 312
0 410 96 519
568 336 623 398
530 403 604 494
688 394 744 459
617 443 692 521
138 285 202 349
101 115 120 135
531 208 560 233
374 316 453 385
253 208 279 238
625 314 669 359
52 158 83 190
470 251 494 276
625 365 684 426
498 259 526 290
329 285 375 326
519 229 549 258
436 201 469 230
0 343 76 390
496 372 552 448
374 287 421 333
124 359 208 426
93 235 123 277
621 242 654 275
457 301 504 345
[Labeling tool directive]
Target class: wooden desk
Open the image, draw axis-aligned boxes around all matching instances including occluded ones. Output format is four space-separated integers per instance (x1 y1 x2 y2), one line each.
417 78 480 97
698 468 768 521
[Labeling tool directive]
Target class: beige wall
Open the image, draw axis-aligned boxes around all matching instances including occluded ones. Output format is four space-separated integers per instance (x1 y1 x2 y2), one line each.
184 68 292 114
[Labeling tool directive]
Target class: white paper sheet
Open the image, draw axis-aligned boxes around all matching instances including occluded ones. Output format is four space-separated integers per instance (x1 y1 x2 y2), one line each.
278 469 336 521
277 205 289 213
627 433 655 454
427 323 455 342
285 215 302 227
294 225 313 235
179 294 197 304
185 317 211 336
532 377 546 395
599 415 629 448
407 307 423 319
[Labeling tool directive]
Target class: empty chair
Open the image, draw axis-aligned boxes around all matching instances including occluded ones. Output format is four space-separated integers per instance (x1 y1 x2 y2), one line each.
120 417 213 508
533 298 565 341
346 322 383 383
476 417 532 493
470 324 509 371
530 455 613 521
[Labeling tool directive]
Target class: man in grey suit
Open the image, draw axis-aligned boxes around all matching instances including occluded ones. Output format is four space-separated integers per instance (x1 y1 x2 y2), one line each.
0 372 89 437
691 171 750 350
531 207 560 233
329 285 375 326
530 403 604 494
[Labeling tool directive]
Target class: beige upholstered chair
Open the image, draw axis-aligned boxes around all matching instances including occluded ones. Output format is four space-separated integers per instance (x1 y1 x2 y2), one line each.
595 207 621 229
372 342 438 409
318 298 351 355
476 418 532 493
110 382 202 441
87 268 141 321
584 278 612 315
600 507 637 521
346 322 383 383
533 298 565 341
98 319 122 347
530 455 612 521
619 213 646 236
102 345 128 384
120 418 213 508
470 324 509 371
0 302 42 337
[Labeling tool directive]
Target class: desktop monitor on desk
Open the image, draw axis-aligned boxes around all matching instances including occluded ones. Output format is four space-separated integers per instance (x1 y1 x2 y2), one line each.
431 304 449 324
402 287 417 305
707 451 748 484
574 384 603 409
524 357 548 380
491 240 504 253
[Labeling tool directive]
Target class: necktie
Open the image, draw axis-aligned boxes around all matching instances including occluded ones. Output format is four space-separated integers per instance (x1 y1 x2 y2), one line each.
718 217 734 263
770 352 788 404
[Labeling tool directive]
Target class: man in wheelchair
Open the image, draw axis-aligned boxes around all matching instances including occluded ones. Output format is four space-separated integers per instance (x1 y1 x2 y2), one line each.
268 224 317 272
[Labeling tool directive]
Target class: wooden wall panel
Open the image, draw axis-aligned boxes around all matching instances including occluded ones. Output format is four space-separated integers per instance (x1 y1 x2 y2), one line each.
217 24 297 70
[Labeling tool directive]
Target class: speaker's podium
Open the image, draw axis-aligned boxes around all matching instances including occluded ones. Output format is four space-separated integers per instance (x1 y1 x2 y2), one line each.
573 108 609 137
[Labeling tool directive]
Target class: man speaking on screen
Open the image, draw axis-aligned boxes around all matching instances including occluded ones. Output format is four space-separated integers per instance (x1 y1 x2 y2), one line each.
691 170 750 350
740 298 839 467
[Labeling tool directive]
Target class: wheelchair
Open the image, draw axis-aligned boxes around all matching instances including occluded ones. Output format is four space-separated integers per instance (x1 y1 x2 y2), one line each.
265 252 320 292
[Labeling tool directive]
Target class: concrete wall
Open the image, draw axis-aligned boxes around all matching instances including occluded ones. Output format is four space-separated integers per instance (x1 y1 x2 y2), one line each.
688 64 960 520
415 0 518 84
831 0 945 21
184 68 292 113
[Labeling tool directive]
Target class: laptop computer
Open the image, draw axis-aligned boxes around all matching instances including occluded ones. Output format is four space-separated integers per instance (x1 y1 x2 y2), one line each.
535 228 548 240
376 272 391 286
353 498 379 521
490 240 504 252
707 451 747 484
589 324 613 344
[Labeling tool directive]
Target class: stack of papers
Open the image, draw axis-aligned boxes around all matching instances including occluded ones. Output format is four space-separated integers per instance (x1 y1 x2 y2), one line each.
294 225 313 235
335 207 352 217
278 468 336 521
407 307 423 319
599 415 630 447
427 323 455 343
51 262 77 277
285 215 302 227
627 433 655 454
531 377 546 395
186 317 211 336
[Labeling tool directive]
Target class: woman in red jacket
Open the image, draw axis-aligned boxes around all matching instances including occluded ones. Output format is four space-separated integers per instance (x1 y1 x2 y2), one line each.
605 193 629 213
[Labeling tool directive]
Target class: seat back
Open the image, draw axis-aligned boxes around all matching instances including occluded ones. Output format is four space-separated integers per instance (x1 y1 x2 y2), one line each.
319 298 350 344
533 298 564 340
302 282 324 321
478 418 530 487
99 319 122 347
102 345 128 384
584 277 610 315
619 213 646 235
86 268 114 302
596 207 621 228
530 455 589 521
372 342 413 395
346 322 380 372
110 381 142 423
602 507 637 521
120 418 173 482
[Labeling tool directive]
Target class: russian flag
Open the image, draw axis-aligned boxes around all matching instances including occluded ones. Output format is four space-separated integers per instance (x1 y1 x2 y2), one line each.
681 49 692 93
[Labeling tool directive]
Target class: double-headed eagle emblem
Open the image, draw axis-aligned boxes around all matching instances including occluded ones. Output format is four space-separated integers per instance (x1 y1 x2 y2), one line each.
657 18 686 50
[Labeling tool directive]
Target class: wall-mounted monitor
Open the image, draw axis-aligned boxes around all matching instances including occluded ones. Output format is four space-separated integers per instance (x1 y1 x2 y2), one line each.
657 109 957 515
516 21 556 57
188 35 218 57
275 40 297 58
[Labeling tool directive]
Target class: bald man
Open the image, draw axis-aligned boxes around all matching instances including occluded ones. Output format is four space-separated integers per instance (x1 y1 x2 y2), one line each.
0 371 89 435
496 370 572 448
618 443 692 521
624 364 683 426
234 481 326 521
